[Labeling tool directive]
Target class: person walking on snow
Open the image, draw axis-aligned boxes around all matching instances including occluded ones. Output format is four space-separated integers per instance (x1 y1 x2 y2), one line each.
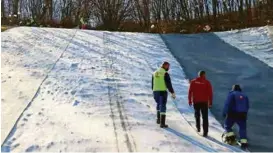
188 70 213 137
222 85 249 149
152 61 176 128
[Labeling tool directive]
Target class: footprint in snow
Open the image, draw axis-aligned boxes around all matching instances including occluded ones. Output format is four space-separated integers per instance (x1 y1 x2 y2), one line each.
73 100 80 106
12 143 20 149
152 147 159 151
25 145 40 152
45 81 51 85
70 90 76 95
46 142 54 149
23 118 28 122
71 63 79 69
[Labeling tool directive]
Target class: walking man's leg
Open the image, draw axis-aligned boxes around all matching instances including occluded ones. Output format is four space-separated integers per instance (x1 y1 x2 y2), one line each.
153 92 160 124
194 103 201 132
201 103 209 136
237 119 248 148
160 92 168 128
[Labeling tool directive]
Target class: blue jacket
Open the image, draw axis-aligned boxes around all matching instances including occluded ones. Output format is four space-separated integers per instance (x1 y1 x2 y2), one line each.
223 91 249 117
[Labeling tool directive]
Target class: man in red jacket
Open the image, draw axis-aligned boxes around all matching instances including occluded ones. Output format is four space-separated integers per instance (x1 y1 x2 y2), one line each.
188 70 213 137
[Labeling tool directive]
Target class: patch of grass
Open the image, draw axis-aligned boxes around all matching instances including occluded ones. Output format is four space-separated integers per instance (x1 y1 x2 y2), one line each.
1 26 12 32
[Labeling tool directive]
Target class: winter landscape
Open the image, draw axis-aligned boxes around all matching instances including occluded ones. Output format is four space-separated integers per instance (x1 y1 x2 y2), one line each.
1 26 273 152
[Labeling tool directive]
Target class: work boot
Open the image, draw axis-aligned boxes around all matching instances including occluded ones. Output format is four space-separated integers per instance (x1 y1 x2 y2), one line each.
240 143 248 150
160 114 168 128
156 111 160 124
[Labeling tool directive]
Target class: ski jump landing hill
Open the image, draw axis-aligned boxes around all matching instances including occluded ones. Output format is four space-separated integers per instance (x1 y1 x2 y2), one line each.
1 26 273 152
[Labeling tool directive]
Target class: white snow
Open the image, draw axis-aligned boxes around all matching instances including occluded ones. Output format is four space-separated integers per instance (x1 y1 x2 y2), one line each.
1 27 243 152
215 26 273 68
268 26 273 42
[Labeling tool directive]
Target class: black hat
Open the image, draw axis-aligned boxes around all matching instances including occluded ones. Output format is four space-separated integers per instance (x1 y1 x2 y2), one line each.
198 70 206 77
232 84 242 91
162 61 170 66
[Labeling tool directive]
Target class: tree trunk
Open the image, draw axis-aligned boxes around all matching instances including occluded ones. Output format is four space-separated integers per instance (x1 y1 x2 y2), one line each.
212 0 218 29
1 0 5 18
13 0 19 15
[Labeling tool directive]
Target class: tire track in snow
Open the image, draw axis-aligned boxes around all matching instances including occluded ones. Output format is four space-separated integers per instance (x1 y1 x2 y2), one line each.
102 32 120 152
102 32 136 152
1 29 78 148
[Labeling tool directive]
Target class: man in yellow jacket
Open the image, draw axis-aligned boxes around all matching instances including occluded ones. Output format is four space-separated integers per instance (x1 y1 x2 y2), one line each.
152 61 176 128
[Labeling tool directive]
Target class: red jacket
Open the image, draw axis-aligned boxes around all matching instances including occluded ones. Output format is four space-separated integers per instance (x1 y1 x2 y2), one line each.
81 24 87 29
188 76 213 106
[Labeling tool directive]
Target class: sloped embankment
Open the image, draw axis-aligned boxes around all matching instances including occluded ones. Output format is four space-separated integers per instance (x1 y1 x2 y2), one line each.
161 27 273 151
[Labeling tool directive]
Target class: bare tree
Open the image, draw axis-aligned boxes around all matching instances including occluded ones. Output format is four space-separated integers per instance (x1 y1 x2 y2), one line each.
1 0 6 18
92 0 134 30
134 0 151 31
13 0 20 15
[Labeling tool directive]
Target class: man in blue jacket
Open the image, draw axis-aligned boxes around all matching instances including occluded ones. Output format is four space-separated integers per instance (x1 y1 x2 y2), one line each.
223 85 249 149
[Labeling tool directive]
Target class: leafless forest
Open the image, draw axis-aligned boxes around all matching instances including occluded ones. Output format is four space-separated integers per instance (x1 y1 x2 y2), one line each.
1 0 273 33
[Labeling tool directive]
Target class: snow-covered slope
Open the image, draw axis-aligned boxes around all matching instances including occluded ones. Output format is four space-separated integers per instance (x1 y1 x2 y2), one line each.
1 27 241 152
1 28 75 144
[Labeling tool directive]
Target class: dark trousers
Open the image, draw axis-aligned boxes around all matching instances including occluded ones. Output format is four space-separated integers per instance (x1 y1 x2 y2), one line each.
153 91 168 113
224 113 247 140
194 102 208 134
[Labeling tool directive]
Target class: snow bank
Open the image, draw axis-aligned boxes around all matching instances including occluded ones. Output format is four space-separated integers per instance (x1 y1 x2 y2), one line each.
1 27 239 152
215 27 273 68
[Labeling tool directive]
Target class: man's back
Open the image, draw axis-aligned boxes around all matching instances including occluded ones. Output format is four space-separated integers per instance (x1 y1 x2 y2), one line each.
227 91 249 113
188 77 213 105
